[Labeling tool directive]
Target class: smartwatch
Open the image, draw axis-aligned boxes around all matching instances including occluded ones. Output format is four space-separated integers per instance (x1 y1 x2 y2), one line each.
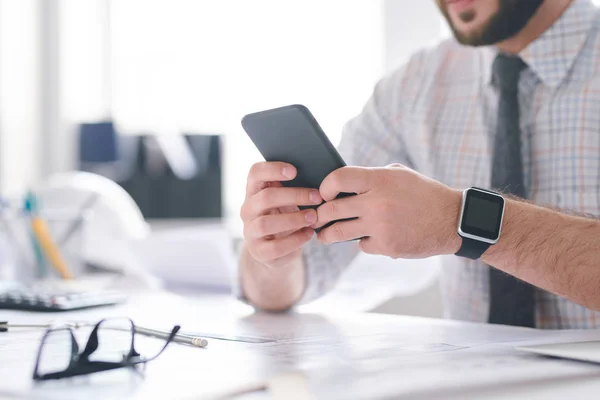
455 187 505 260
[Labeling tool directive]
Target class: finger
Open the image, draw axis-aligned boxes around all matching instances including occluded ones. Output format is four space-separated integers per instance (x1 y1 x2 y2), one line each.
279 205 300 214
320 167 373 202
316 219 368 245
246 162 297 197
241 187 322 220
268 204 302 237
246 209 318 239
314 196 363 229
274 228 302 239
251 228 315 263
275 214 311 238
358 237 379 255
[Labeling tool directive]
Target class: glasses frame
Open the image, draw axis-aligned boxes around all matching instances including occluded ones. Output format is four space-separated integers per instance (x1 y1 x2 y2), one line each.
32 318 180 381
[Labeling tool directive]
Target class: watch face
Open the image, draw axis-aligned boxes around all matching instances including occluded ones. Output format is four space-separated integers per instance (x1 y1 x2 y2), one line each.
459 188 505 242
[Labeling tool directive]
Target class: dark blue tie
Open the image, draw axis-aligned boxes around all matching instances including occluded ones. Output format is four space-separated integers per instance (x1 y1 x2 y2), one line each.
488 54 535 328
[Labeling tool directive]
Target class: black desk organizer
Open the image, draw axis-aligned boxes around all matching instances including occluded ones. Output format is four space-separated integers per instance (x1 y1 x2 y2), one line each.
79 122 222 219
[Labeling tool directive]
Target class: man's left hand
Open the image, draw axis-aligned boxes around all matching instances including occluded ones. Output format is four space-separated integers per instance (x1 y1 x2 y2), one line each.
314 164 462 259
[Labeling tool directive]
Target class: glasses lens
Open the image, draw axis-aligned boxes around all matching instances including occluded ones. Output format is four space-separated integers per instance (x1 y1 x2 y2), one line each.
37 328 75 376
89 318 135 363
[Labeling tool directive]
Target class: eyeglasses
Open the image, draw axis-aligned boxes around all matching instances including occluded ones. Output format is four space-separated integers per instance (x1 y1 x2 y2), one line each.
32 318 180 381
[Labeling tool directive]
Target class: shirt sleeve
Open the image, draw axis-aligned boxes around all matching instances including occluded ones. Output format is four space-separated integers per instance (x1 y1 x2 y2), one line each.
299 66 416 304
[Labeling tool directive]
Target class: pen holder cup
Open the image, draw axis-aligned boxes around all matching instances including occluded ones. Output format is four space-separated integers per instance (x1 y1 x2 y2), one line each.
0 210 90 283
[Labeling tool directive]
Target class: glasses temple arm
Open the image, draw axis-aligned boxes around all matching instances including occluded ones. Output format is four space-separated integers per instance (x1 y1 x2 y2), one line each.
138 325 181 363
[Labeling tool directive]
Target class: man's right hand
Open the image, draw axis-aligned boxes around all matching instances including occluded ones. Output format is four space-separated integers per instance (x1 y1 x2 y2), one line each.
240 161 323 269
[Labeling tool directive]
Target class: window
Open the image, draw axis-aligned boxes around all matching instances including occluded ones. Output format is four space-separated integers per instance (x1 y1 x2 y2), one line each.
0 0 42 196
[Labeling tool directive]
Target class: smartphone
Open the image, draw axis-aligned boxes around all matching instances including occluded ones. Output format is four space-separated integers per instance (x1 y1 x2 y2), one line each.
241 104 355 231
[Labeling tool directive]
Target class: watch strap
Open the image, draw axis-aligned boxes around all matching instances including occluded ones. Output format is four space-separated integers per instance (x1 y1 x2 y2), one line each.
455 237 491 260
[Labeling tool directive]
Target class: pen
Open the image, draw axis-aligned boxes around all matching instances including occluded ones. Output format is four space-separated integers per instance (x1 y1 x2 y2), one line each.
25 192 73 280
22 195 49 278
0 321 208 348
135 326 209 348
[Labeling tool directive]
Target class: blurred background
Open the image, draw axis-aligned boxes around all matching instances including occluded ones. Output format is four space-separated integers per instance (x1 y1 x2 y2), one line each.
0 0 462 316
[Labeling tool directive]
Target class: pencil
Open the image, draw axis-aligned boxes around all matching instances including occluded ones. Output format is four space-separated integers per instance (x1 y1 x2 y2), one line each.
24 192 73 280
31 217 73 280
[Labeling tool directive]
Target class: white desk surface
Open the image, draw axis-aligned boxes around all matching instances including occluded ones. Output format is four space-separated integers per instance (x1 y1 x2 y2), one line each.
3 289 600 400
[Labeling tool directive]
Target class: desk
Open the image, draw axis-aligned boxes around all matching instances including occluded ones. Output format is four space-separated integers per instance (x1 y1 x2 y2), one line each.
3 290 600 399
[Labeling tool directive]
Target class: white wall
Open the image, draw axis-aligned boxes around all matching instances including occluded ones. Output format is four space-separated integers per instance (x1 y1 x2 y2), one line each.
0 0 110 196
46 0 111 178
384 0 443 71
0 0 445 196
0 0 43 196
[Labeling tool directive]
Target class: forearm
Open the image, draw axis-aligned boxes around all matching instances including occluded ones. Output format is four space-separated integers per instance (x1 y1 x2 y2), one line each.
239 244 305 312
481 198 600 310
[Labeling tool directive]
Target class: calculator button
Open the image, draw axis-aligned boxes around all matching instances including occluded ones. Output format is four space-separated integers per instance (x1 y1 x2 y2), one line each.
10 294 22 303
38 294 50 302
23 294 36 303
37 298 52 308
1 288 125 311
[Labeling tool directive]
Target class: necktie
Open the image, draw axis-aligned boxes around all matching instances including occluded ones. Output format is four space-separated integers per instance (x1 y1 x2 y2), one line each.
488 53 535 327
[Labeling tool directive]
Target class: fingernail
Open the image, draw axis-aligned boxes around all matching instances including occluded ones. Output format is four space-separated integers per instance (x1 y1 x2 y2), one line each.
282 167 295 179
305 210 317 224
310 190 321 204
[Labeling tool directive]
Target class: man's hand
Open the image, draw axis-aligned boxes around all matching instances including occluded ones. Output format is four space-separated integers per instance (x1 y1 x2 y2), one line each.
239 161 324 311
241 161 323 268
314 164 462 259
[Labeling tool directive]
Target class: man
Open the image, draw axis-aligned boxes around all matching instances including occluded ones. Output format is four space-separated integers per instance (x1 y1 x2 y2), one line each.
238 0 600 329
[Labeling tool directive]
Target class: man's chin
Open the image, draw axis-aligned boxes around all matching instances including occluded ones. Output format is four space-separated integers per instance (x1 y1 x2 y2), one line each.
445 11 497 46
443 0 545 47
450 26 489 47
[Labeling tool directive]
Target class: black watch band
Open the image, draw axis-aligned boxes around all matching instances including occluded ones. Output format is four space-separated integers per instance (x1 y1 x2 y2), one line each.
455 237 491 260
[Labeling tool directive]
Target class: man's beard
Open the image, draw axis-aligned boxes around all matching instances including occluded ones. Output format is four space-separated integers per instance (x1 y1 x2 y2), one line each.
440 0 545 46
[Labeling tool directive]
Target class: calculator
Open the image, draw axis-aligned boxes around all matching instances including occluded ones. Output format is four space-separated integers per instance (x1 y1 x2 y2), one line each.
0 285 127 312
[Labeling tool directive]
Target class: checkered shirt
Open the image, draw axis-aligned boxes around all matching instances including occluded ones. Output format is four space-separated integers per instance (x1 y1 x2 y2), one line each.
300 0 600 329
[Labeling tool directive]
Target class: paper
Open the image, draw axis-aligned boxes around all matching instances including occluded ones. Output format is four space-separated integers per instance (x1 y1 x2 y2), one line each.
310 346 600 399
518 340 600 364
236 314 600 399
4 292 600 400
223 312 600 399
154 134 198 180
132 224 236 290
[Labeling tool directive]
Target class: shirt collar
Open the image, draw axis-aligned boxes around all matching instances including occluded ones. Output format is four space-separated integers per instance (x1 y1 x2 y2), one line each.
484 0 598 88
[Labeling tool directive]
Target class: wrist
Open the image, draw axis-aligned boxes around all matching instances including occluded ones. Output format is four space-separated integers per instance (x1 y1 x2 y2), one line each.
480 197 520 262
441 189 463 255
240 245 305 312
